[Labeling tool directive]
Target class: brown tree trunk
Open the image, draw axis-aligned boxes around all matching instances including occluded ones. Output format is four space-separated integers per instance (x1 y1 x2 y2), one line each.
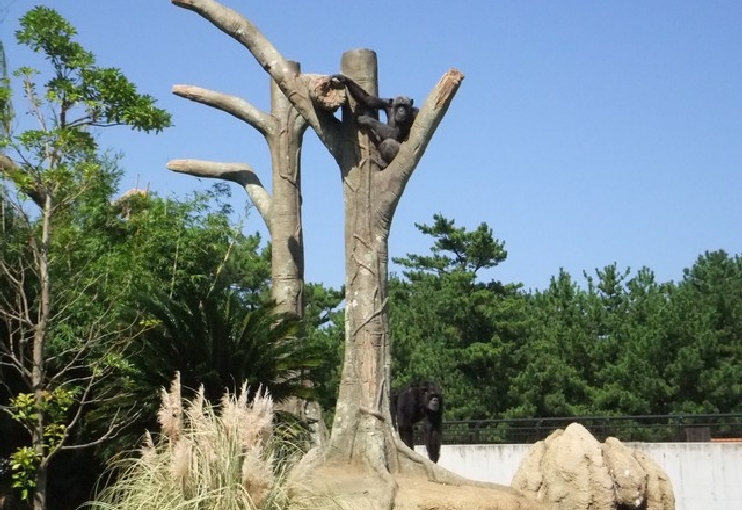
268 60 307 319
268 63 314 420
327 49 395 466
32 194 52 510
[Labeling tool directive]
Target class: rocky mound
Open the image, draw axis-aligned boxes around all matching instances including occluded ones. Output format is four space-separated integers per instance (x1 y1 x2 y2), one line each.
511 423 674 510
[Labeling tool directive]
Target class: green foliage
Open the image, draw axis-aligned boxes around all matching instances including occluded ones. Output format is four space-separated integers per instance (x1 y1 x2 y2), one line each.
90 286 323 456
1 7 171 508
10 446 41 501
303 283 345 418
0 40 12 138
664 250 742 413
388 215 742 422
15 6 170 134
390 214 528 420
8 386 77 498
10 387 75 432
396 214 507 275
3 6 170 210
508 269 596 417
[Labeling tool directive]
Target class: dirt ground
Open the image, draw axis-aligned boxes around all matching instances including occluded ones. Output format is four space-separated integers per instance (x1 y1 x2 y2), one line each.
305 465 546 510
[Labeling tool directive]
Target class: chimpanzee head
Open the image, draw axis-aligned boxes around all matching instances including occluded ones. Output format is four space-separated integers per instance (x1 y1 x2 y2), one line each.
427 393 441 412
392 96 414 125
422 381 442 413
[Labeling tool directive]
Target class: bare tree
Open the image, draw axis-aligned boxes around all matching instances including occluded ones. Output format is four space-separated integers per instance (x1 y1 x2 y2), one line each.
168 0 527 507
166 65 349 423
167 63 313 319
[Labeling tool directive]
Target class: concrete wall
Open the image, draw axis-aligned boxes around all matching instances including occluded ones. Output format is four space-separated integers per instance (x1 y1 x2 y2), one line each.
414 443 742 510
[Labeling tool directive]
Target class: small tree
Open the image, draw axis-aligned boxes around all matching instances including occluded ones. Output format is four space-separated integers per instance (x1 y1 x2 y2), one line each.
0 7 170 509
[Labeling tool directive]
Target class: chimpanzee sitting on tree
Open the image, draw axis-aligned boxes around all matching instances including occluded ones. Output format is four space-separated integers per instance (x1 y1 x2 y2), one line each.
391 379 443 463
331 74 418 169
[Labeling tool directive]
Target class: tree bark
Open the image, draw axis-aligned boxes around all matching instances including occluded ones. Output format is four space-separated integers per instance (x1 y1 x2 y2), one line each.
268 61 307 319
326 49 394 465
268 63 311 419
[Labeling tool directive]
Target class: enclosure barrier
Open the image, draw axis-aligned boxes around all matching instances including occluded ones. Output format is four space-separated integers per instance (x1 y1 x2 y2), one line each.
413 413 742 445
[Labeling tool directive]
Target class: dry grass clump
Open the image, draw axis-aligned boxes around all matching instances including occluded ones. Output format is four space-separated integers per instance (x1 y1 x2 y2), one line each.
89 373 334 510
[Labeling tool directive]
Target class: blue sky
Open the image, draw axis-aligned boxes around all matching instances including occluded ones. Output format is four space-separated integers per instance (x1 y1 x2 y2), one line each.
2 1 741 292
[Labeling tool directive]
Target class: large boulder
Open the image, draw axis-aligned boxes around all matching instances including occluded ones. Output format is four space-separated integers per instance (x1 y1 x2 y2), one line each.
511 423 674 510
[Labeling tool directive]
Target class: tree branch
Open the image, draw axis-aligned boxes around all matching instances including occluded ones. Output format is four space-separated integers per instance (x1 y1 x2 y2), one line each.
167 159 272 226
170 0 344 162
379 69 465 215
172 84 275 136
0 154 45 208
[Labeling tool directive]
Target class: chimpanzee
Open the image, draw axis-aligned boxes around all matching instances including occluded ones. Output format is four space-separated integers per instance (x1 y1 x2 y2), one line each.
331 74 418 168
390 379 443 463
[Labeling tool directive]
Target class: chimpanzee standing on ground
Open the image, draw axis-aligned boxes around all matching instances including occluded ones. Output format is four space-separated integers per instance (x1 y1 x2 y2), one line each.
391 379 443 463
331 74 418 168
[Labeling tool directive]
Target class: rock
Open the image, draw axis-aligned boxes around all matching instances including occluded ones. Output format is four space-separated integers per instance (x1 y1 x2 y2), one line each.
511 437 547 498
512 423 675 510
602 437 646 508
633 450 675 510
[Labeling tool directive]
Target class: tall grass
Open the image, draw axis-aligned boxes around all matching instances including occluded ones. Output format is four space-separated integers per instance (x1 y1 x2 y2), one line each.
88 373 332 510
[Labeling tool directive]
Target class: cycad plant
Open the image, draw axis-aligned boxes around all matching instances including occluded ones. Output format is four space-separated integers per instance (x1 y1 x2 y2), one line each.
138 289 318 402
89 288 321 457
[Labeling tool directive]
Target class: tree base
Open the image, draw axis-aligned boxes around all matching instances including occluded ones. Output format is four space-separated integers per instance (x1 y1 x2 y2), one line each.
289 440 548 510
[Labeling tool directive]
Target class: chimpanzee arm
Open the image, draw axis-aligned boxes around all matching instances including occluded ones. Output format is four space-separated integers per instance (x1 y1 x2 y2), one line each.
394 388 417 449
332 74 391 111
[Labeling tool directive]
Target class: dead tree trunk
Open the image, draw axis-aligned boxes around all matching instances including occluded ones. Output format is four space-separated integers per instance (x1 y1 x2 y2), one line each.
268 66 307 319
169 0 495 502
325 50 396 472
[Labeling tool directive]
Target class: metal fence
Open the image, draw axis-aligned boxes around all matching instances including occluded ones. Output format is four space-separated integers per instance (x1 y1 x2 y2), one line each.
413 413 742 445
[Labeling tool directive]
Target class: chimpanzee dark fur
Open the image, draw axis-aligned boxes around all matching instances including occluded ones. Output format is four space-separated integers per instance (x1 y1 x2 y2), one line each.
391 379 443 463
331 74 418 168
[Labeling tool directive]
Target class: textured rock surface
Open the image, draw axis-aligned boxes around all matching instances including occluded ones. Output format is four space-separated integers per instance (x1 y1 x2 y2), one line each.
512 423 675 510
602 437 647 508
633 450 675 510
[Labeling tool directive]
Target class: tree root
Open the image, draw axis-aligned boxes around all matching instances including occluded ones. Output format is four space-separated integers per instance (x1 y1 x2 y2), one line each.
368 448 398 510
394 440 522 495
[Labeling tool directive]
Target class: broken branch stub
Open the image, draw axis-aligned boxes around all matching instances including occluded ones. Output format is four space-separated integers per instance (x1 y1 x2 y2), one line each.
301 74 347 112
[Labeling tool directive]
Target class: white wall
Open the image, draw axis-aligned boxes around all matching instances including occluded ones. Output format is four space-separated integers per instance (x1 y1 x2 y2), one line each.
414 443 742 510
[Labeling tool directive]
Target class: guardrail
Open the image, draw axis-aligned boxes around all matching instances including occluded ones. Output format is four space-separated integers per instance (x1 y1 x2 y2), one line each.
413 413 742 444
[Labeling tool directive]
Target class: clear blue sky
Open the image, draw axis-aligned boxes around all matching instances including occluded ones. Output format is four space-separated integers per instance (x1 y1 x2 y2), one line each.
3 1 741 291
